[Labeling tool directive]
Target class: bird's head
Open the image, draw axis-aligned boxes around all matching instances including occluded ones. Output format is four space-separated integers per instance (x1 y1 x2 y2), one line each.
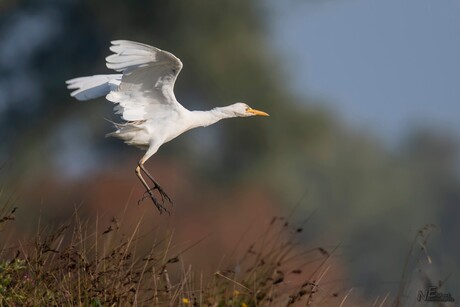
229 102 270 117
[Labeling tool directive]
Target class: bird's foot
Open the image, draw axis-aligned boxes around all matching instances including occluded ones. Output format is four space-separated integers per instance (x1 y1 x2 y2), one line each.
153 184 173 205
139 190 170 214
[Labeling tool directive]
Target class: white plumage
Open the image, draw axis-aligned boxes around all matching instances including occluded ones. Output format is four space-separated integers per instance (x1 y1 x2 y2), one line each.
66 40 269 213
66 74 122 101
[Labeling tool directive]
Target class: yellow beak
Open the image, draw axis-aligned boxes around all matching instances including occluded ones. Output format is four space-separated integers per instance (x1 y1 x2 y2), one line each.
247 108 269 116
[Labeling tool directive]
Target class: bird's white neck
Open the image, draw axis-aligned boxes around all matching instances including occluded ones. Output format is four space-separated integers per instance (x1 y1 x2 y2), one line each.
188 106 238 129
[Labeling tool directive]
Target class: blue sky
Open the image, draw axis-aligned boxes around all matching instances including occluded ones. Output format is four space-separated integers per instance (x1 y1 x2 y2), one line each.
269 0 460 143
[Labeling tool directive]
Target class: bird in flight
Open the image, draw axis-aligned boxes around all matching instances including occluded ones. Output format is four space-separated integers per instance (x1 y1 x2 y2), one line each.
66 40 269 213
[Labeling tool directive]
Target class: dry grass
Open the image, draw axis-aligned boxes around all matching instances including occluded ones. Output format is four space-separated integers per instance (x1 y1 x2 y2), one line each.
0 198 350 306
0 179 444 306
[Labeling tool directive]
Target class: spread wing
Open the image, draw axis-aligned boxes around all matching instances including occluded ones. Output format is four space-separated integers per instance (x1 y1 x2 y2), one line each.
105 40 184 121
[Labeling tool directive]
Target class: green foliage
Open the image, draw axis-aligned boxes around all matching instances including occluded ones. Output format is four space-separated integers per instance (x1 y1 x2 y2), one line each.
0 259 27 304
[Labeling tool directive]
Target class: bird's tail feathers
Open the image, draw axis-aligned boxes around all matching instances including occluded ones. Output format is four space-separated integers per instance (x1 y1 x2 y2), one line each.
105 119 147 149
66 74 122 101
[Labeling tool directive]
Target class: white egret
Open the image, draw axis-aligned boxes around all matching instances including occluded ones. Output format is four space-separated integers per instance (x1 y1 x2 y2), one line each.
66 40 269 213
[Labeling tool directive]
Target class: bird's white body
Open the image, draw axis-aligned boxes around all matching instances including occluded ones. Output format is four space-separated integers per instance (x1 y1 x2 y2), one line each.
66 40 268 212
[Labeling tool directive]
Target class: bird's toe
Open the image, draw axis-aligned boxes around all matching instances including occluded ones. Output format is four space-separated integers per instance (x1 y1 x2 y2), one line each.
148 186 173 205
138 190 169 213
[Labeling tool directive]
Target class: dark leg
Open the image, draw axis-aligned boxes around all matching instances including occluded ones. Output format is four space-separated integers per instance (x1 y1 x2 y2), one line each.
135 165 168 214
139 163 173 204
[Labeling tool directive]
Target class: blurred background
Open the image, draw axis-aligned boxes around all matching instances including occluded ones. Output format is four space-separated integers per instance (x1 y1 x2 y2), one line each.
1 0 459 303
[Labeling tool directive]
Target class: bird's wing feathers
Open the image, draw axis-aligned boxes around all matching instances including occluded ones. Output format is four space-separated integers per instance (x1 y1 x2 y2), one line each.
105 40 184 121
66 74 122 101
